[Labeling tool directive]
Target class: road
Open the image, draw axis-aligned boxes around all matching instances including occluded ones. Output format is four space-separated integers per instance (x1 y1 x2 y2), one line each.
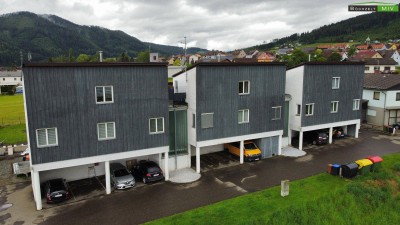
1 128 400 225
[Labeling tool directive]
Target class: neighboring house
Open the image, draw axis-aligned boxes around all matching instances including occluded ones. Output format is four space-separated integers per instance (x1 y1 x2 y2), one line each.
286 62 364 151
168 66 185 78
378 50 400 65
189 54 201 64
316 44 333 50
246 50 259 58
150 53 160 62
352 50 382 61
257 52 276 62
364 58 397 73
276 48 293 55
333 43 350 50
173 62 286 173
0 70 23 92
363 73 400 127
356 44 369 51
301 47 317 54
23 62 170 210
370 43 387 51
233 50 246 58
167 57 176 65
339 52 348 61
321 50 348 61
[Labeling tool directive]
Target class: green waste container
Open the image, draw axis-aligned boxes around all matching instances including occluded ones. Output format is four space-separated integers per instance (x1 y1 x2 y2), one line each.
355 159 373 175
367 156 383 172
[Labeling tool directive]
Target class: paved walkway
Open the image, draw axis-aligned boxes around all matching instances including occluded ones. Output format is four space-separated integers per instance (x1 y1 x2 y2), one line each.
281 146 306 157
169 168 201 183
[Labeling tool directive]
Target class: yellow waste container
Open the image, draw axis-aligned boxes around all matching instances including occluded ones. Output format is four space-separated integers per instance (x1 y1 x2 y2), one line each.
355 159 373 175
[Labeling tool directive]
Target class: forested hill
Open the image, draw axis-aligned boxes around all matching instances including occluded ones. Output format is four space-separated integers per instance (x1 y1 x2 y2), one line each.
0 12 205 66
250 11 400 49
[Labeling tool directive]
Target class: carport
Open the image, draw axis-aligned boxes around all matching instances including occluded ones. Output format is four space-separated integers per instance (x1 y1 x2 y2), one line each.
191 130 283 173
290 119 360 151
31 146 169 210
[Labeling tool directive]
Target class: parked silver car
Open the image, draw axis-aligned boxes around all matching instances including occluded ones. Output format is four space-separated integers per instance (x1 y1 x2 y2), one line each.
110 163 135 190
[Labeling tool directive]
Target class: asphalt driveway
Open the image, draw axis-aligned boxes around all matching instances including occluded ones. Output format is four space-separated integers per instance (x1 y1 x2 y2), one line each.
2 128 400 225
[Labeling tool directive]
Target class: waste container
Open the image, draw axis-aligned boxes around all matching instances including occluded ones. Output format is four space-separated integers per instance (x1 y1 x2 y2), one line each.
355 159 373 175
331 164 341 176
366 156 383 172
327 164 332 174
341 163 358 178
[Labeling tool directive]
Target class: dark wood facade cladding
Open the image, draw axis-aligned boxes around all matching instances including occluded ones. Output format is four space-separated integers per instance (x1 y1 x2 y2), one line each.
23 63 169 164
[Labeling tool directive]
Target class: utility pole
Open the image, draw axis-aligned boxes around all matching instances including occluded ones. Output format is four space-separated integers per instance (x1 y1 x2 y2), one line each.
20 50 23 68
184 36 187 65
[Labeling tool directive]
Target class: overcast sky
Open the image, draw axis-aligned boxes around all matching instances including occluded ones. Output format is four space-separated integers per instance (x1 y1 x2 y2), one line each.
0 0 397 51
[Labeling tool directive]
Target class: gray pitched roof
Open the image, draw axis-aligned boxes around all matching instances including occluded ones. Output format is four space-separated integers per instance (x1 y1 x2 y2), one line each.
365 58 397 65
364 73 400 90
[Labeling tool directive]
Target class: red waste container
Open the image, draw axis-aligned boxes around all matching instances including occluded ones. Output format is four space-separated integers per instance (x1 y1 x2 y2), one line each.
367 156 383 172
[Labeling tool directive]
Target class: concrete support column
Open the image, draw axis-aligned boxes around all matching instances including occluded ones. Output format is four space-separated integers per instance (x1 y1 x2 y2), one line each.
105 161 111 194
278 135 282 155
355 123 360 138
158 153 162 166
240 140 244 164
164 152 169 181
299 131 303 151
196 147 200 173
329 127 333 144
32 170 42 210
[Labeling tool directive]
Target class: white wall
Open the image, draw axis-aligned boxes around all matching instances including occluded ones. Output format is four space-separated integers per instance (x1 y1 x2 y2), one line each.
365 65 396 72
190 144 224 156
172 67 196 94
168 66 185 78
160 154 190 171
363 90 385 108
286 66 304 131
386 90 400 107
0 76 22 86
187 67 197 146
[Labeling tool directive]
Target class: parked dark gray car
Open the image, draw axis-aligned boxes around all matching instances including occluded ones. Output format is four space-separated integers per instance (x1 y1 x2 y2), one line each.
110 162 135 190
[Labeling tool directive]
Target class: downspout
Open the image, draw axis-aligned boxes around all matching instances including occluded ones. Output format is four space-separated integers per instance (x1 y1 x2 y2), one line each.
382 91 387 126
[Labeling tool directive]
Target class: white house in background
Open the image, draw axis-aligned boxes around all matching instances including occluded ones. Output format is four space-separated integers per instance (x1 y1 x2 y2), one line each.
0 70 22 86
363 73 400 127
168 66 185 78
378 50 400 65
188 54 201 64
364 58 397 73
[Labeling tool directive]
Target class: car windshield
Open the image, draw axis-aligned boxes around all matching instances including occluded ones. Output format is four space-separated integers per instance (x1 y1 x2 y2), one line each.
114 169 129 177
147 166 161 173
244 143 257 149
319 133 328 138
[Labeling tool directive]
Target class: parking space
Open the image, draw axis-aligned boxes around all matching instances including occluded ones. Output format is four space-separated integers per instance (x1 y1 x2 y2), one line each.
191 151 241 172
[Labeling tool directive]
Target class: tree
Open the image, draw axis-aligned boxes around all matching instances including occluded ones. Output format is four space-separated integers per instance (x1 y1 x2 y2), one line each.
347 45 356 57
327 52 342 62
284 49 308 68
118 52 131 62
173 59 181 66
68 48 75 62
135 51 149 62
76 54 91 62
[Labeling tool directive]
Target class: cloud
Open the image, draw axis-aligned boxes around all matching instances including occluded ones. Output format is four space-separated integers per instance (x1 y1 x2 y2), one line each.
0 0 393 51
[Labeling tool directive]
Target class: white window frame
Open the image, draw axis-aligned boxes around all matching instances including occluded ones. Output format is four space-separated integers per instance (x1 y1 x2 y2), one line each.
331 101 339 113
239 80 250 95
305 103 314 116
97 122 116 140
272 106 282 120
353 99 360 110
36 128 58 148
95 86 114 104
332 77 340 89
296 104 301 116
149 117 165 134
201 113 214 128
238 109 250 124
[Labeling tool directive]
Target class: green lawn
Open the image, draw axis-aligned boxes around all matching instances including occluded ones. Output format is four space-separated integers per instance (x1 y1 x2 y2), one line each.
147 153 400 225
0 95 26 145
0 124 27 145
0 95 25 125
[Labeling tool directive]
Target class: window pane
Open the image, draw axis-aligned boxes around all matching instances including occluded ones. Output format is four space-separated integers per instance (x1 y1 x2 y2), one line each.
244 110 249 122
277 107 281 119
157 118 164 132
105 86 113 102
192 114 195 128
47 128 57 145
239 82 243 93
150 119 156 133
107 123 115 138
37 129 47 146
244 81 249 93
98 123 106 139
96 87 104 102
238 110 243 123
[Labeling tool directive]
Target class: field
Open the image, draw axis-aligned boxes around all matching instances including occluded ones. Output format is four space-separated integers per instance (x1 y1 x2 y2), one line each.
147 153 400 225
0 95 27 145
